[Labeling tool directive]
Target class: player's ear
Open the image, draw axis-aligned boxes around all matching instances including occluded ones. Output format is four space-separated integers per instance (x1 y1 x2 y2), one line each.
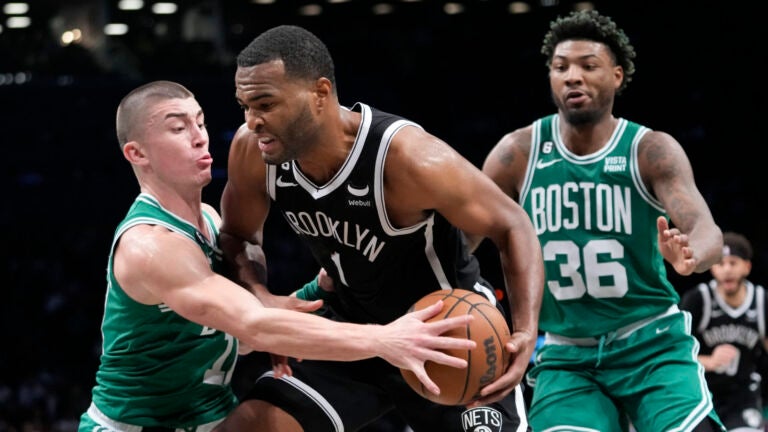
123 141 148 165
613 65 623 91
313 77 332 109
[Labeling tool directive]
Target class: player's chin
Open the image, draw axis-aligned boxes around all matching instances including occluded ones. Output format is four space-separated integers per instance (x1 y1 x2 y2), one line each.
197 172 213 186
261 152 287 166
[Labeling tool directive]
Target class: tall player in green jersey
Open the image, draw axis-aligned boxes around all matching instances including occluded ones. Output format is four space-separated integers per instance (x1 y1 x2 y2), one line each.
78 80 479 431
470 10 726 432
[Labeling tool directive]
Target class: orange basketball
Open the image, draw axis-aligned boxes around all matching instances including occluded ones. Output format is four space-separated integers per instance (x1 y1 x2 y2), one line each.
400 288 511 406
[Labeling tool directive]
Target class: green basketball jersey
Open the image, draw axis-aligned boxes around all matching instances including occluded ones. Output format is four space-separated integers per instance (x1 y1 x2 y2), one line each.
90 193 238 426
520 115 678 337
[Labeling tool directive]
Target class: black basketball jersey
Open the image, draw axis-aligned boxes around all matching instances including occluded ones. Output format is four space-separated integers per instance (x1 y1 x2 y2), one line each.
680 280 768 396
265 102 491 324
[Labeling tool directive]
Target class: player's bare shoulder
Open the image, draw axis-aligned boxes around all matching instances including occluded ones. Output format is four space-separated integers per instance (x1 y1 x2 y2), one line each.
113 224 180 304
482 125 535 200
635 129 692 181
382 124 472 225
226 122 267 184
229 123 257 160
487 125 534 171
384 124 465 185
388 124 457 165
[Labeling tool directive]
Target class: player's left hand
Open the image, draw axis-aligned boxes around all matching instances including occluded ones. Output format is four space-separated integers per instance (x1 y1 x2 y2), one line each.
657 216 697 276
466 329 535 407
270 353 294 378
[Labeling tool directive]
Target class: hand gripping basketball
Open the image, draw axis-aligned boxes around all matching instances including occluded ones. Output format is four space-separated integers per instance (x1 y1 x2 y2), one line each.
400 289 511 406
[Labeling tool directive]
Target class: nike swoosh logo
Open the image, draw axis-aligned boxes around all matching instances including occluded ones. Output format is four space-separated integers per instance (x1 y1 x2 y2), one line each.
347 184 369 197
536 158 563 169
655 325 671 334
276 176 298 187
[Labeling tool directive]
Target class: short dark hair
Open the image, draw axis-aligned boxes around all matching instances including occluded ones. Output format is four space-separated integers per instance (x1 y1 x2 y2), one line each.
541 9 636 94
723 231 753 261
237 25 336 90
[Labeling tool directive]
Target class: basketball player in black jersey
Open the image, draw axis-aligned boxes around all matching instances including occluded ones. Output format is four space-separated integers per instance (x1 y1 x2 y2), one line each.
216 25 544 431
680 232 768 431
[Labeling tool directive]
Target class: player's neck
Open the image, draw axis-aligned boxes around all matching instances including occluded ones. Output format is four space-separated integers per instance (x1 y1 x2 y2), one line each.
295 148 347 185
296 109 357 184
140 183 204 230
559 115 619 155
717 282 747 307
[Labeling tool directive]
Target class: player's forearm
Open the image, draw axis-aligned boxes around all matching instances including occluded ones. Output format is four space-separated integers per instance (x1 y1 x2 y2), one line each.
219 230 270 298
500 230 544 337
242 307 382 361
503 266 543 337
697 355 716 371
690 222 723 273
181 284 375 361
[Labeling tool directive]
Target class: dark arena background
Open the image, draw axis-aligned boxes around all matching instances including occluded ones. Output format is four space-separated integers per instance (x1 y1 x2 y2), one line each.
0 0 763 430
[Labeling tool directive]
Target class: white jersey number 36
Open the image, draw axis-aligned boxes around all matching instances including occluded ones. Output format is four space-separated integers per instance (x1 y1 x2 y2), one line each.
543 239 628 300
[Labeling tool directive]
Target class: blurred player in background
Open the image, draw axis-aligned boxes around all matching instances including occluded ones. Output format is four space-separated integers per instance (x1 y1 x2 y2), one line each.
681 232 767 432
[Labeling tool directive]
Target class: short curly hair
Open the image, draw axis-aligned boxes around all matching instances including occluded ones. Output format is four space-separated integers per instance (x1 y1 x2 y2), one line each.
541 9 636 94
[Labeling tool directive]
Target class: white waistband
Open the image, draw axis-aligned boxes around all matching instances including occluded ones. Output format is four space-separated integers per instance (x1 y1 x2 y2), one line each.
87 402 224 432
545 304 679 346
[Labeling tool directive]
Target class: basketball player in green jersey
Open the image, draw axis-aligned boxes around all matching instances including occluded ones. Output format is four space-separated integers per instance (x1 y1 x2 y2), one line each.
78 80 479 431
469 10 726 432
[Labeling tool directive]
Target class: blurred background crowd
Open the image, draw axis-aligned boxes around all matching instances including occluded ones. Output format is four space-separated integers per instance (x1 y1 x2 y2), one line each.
0 0 762 430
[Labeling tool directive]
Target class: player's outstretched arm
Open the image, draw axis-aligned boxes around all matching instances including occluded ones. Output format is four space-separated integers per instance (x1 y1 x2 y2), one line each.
115 225 475 392
640 130 722 275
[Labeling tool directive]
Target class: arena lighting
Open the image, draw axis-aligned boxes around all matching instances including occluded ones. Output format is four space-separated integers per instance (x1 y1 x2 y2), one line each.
60 29 83 45
371 3 394 15
251 0 276 4
298 4 322 15
151 2 178 14
117 0 144 11
104 22 129 35
6 16 30 28
444 2 465 15
573 1 595 11
3 2 29 15
508 2 531 14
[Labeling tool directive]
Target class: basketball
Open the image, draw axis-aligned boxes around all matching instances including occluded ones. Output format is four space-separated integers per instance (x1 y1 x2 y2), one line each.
400 288 511 406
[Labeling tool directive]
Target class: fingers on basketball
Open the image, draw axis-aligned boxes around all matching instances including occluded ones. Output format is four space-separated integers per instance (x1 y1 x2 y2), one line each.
400 288 511 406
